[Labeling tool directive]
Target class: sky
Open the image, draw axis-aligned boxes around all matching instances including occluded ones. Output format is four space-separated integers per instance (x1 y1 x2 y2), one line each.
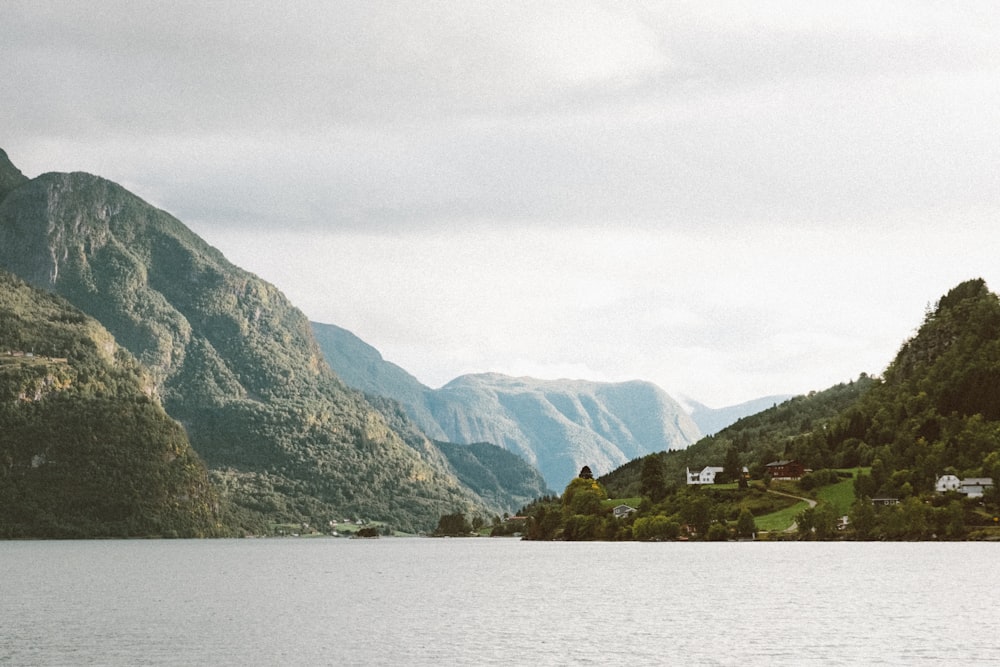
3 1 1000 407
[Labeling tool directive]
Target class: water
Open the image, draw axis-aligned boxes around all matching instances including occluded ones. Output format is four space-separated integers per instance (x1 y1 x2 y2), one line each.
1 539 997 666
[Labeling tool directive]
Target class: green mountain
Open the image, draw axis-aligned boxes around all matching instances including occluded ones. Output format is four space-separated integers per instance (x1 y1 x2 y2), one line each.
311 322 555 506
0 151 491 533
821 278 1000 494
0 269 222 538
604 278 1000 508
358 391 552 513
428 441 551 512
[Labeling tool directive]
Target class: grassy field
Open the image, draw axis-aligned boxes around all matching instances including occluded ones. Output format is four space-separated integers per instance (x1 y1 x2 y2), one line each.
755 468 869 531
816 478 856 516
602 497 642 509
815 468 870 515
754 500 810 532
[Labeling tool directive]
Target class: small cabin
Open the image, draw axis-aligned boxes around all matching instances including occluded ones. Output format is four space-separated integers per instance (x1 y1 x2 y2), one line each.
764 460 805 480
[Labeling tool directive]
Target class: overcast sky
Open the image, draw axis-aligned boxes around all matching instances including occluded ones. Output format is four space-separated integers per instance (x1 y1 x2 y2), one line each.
4 2 1000 407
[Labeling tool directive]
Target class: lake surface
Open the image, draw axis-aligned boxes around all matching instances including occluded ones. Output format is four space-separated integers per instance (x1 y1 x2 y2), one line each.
1 539 997 666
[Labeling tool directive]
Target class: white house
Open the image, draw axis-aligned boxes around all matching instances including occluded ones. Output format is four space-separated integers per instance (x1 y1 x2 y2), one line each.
935 474 961 493
959 478 994 498
936 474 994 497
686 466 724 485
613 504 637 519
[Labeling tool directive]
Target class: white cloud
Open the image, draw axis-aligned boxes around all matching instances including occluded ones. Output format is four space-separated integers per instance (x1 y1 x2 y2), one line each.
5 2 1000 405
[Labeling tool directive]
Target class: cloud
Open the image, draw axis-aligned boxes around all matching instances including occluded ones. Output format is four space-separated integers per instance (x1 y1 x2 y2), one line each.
4 2 1000 405
7 2 1000 232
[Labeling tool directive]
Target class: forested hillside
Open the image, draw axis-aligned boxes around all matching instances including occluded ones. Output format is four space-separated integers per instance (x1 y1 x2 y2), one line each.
822 279 1000 496
0 270 223 537
564 279 1000 541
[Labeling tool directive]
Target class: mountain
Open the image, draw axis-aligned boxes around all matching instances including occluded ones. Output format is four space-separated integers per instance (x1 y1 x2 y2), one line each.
0 151 492 533
310 322 701 491
685 394 793 436
819 278 1000 494
357 390 552 512
596 280 1000 541
604 278 1000 508
0 269 222 538
430 374 700 488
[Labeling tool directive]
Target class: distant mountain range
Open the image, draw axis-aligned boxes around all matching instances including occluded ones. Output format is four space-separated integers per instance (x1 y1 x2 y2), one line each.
685 395 793 436
312 321 780 489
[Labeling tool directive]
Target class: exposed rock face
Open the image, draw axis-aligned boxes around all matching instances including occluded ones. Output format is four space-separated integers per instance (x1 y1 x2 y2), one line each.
429 374 701 489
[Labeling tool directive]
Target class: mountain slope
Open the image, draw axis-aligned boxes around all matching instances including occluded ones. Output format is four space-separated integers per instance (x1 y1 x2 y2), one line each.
311 321 446 439
0 154 489 532
429 440 552 512
311 322 701 489
821 278 1000 494
0 269 222 538
603 279 1000 507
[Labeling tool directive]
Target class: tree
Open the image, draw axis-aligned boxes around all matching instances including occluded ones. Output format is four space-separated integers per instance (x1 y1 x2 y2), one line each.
640 454 667 502
854 472 876 500
736 508 756 538
562 475 607 515
797 504 838 540
679 492 711 537
944 500 965 538
433 512 472 536
722 446 741 485
633 515 680 541
848 499 877 539
707 523 729 541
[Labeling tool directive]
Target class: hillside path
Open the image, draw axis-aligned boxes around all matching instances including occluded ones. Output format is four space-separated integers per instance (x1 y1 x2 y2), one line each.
766 488 817 533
